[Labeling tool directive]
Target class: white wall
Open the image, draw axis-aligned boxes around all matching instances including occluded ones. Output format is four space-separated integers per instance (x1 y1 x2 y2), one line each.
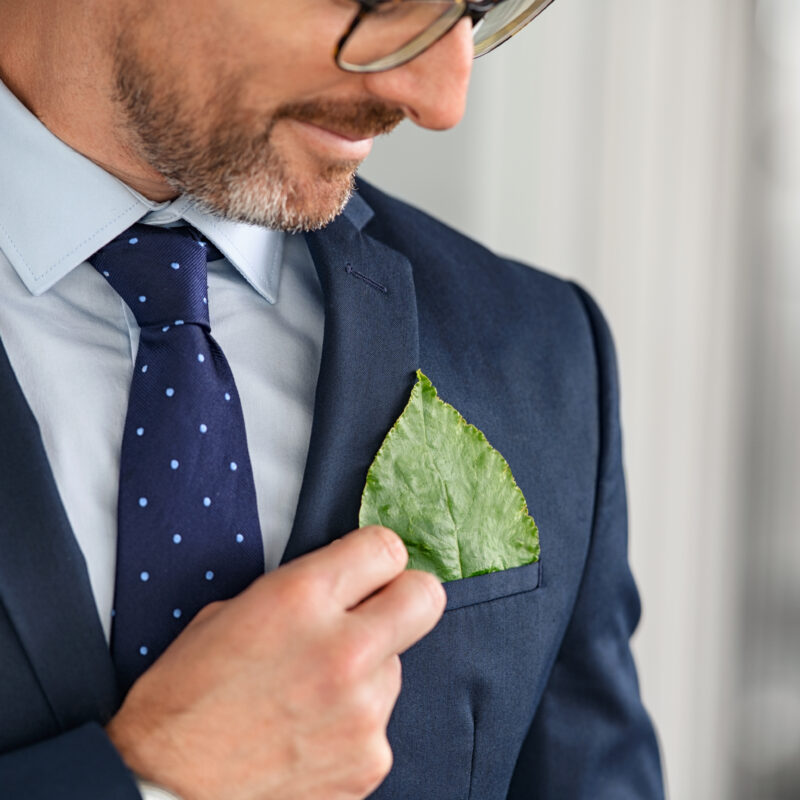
360 1 754 798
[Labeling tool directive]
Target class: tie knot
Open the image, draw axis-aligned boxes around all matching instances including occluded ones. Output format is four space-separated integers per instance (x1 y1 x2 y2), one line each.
89 223 211 329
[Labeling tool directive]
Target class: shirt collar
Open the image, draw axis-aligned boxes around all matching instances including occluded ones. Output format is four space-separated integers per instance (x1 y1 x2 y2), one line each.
0 78 281 303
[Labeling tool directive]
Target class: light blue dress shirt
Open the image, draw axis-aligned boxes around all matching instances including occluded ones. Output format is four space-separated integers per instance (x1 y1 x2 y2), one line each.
0 78 325 650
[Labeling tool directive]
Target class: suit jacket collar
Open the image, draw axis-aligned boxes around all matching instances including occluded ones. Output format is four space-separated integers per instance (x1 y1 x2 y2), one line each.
0 190 419 723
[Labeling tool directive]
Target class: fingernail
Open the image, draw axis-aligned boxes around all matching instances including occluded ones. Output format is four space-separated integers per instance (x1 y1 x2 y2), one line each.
379 528 408 562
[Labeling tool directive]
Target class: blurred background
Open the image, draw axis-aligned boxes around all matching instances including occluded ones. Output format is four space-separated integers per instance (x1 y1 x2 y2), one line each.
360 0 800 797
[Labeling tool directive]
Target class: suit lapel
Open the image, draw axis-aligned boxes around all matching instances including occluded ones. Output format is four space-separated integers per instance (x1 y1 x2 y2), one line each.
0 338 119 727
281 195 420 563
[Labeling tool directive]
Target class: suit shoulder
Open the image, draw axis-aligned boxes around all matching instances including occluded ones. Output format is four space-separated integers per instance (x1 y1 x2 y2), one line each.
355 179 596 346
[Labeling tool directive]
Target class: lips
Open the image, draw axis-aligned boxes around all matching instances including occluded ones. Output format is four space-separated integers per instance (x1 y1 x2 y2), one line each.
287 119 375 160
298 121 377 142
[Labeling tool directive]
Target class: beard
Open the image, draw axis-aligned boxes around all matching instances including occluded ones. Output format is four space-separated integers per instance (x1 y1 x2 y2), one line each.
111 34 404 232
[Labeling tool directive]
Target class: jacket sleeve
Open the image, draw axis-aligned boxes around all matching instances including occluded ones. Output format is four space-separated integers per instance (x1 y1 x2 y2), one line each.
507 284 666 799
0 722 142 800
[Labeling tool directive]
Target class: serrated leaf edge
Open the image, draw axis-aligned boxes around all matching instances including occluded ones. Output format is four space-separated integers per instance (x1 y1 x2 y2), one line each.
359 369 540 570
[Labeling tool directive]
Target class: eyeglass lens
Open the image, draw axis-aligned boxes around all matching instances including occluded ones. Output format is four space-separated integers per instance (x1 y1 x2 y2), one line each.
472 0 555 57
338 0 557 72
339 2 463 71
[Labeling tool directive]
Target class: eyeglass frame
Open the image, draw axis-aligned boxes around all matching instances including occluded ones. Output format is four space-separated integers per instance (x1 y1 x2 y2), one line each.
334 0 544 74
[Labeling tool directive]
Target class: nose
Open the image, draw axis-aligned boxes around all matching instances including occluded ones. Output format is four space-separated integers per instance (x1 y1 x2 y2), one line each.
362 16 474 131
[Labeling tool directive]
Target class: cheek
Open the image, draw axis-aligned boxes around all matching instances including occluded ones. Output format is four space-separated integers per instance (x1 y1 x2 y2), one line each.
133 0 360 119
233 0 358 99
218 35 356 115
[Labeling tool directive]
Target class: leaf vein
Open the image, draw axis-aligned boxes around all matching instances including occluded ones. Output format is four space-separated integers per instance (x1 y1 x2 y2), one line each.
419 389 463 577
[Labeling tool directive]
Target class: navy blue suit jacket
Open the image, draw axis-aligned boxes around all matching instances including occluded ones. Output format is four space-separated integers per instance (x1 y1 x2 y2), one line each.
0 179 664 798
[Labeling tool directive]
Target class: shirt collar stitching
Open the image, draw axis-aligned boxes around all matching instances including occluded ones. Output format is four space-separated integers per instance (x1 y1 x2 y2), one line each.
43 201 144 281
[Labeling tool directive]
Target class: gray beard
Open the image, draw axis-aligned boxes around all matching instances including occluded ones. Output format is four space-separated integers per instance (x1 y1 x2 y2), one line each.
111 39 368 232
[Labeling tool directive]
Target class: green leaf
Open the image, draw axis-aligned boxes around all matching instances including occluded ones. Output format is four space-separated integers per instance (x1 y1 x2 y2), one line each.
359 370 539 583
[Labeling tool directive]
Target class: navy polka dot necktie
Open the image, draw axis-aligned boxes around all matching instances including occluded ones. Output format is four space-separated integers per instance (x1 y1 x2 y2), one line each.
89 223 264 694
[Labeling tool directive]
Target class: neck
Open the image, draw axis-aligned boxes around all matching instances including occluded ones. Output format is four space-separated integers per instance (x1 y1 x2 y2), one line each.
0 0 179 202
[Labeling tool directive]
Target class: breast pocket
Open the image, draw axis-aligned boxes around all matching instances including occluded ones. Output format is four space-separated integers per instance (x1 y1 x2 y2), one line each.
441 559 542 612
373 558 546 800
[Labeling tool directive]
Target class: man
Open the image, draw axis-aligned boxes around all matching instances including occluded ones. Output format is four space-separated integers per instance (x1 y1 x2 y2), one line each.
0 0 665 798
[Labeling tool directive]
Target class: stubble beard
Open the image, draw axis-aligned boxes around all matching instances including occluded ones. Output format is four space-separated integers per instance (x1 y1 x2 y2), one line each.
111 37 404 232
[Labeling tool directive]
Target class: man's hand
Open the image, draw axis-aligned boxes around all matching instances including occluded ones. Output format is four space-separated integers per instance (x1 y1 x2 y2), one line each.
106 525 446 800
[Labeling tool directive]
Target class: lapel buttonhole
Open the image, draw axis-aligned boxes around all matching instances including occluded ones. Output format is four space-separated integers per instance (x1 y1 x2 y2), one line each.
345 263 388 295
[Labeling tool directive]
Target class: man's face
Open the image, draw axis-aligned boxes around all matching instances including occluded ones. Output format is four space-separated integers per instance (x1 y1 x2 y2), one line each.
112 0 473 232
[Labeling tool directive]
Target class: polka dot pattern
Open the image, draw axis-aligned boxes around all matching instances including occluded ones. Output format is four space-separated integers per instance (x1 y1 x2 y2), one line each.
87 222 265 694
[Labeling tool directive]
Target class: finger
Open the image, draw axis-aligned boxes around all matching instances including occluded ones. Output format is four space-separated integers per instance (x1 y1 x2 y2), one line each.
308 526 409 611
381 654 403 709
369 655 403 731
349 569 446 661
186 599 226 628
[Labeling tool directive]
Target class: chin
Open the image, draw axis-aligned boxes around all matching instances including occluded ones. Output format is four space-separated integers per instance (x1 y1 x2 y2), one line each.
185 164 358 233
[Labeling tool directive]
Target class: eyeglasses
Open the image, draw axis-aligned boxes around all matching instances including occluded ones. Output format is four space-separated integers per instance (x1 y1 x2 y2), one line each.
335 0 557 74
